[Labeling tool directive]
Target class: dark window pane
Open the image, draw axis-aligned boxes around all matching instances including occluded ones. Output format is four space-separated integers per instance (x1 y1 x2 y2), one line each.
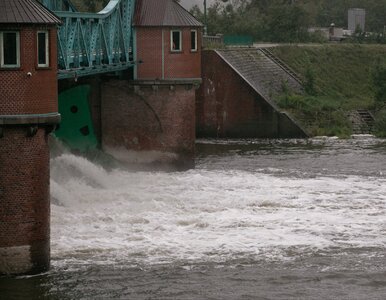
172 31 181 51
3 32 17 65
191 31 196 50
38 32 47 65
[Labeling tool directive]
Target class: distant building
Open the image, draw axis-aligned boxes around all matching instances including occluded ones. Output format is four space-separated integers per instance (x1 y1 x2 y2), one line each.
348 8 366 32
308 25 345 42
329 24 344 41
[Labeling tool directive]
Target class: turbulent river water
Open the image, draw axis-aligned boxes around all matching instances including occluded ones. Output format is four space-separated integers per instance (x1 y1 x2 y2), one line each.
1 136 386 299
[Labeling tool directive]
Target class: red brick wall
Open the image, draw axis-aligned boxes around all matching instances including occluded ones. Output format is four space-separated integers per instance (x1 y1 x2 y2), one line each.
196 50 272 137
136 27 201 80
136 28 163 80
101 80 196 169
0 24 58 274
164 27 201 79
0 128 50 273
0 26 58 115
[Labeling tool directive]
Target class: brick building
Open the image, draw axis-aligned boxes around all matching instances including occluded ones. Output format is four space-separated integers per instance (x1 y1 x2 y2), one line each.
0 0 61 275
101 0 202 169
133 0 202 80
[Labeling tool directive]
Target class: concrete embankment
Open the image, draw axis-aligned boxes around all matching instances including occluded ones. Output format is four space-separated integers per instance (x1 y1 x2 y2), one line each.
196 49 308 138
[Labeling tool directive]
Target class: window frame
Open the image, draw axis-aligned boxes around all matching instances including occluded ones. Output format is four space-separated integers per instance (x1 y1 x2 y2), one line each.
0 31 20 68
170 30 182 52
190 29 198 52
37 30 50 68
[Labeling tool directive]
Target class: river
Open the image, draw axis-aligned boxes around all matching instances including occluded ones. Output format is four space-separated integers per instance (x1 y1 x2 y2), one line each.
1 136 386 299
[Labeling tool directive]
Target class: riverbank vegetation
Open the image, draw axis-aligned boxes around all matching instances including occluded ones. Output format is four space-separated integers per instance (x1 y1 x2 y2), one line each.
271 44 386 137
191 0 386 136
191 0 386 43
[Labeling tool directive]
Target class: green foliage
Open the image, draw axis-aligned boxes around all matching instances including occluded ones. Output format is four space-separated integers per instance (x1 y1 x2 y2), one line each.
272 44 386 137
372 66 386 137
307 31 329 43
372 64 386 107
191 0 386 43
265 4 310 42
278 94 339 113
272 44 386 110
278 94 351 137
374 110 386 137
304 67 316 95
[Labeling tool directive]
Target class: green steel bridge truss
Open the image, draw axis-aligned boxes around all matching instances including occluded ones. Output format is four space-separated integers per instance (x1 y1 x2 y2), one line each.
42 0 135 79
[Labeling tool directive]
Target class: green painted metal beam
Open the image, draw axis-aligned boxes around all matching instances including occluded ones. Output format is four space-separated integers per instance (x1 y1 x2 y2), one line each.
55 85 98 151
41 0 135 79
57 62 133 79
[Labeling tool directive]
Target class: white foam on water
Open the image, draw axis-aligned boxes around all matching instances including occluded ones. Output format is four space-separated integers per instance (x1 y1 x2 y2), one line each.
50 153 386 267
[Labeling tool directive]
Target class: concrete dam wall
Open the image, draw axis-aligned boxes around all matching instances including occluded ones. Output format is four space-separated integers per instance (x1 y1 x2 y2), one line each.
196 49 308 138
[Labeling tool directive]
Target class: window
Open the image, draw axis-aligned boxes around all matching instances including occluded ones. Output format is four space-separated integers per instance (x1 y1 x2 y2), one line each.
0 31 20 68
37 31 49 67
171 30 182 52
191 30 197 52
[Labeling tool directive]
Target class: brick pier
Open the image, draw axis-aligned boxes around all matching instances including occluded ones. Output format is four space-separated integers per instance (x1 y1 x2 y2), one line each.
0 1 61 275
101 79 198 170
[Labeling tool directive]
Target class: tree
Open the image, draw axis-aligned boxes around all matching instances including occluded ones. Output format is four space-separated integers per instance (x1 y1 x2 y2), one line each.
192 0 386 42
372 64 386 108
265 3 310 42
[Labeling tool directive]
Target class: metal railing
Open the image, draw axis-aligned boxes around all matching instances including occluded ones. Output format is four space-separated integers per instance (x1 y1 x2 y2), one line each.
259 48 303 85
202 34 224 48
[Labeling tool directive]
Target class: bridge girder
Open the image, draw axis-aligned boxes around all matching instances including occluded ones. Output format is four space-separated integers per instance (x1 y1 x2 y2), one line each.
42 0 135 79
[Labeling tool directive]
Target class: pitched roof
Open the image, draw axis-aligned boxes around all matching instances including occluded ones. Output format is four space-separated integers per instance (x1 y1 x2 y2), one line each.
134 0 202 27
0 0 62 25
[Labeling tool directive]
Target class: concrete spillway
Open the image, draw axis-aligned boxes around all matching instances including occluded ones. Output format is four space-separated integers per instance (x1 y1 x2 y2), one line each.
197 49 307 138
216 48 303 108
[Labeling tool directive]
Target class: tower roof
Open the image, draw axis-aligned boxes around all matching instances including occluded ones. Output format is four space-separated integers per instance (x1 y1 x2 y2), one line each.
0 0 62 25
134 0 202 27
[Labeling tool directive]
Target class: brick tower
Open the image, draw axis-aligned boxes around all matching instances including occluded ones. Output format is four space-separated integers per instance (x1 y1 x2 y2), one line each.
0 0 61 275
101 0 202 170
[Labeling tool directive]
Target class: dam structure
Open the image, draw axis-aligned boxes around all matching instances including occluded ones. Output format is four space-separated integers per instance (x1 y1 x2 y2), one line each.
0 0 201 274
0 0 309 275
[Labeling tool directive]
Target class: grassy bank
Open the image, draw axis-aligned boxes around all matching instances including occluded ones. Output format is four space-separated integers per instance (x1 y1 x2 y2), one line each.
271 44 386 137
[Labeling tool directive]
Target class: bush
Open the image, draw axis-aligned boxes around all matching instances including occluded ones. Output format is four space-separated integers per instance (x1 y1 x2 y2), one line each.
278 94 351 137
372 64 386 108
374 109 386 137
304 67 316 95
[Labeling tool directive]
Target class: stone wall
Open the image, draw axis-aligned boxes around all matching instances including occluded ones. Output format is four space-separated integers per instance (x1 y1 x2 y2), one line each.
101 80 196 170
